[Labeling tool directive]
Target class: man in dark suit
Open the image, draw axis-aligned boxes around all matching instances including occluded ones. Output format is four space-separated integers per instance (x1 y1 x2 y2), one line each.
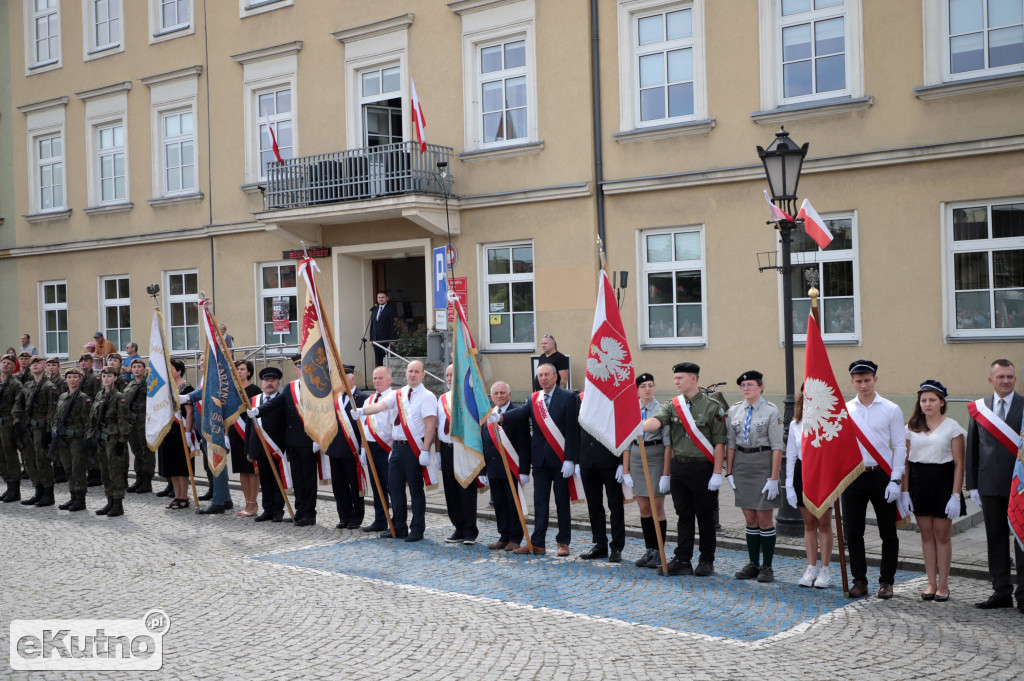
481 380 532 551
327 365 368 530
966 358 1024 612
578 425 625 563
369 291 398 367
247 366 286 522
495 363 579 556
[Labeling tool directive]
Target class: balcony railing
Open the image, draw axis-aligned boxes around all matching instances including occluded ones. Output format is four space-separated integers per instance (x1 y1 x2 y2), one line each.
263 141 452 210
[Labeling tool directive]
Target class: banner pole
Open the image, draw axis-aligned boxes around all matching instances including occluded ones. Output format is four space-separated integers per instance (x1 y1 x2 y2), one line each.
637 437 670 576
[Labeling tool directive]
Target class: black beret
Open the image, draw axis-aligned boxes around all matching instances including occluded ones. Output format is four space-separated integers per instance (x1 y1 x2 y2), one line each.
672 362 700 375
635 372 655 387
848 359 878 375
918 379 948 398
259 367 283 380
737 370 763 385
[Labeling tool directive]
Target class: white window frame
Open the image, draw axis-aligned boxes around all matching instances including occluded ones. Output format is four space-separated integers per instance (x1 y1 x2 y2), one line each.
40 279 69 359
926 0 1024 83
943 197 1024 340
22 98 68 217
160 109 196 196
143 66 201 202
83 0 123 60
100 275 131 352
81 88 130 210
255 86 294 181
257 261 299 349
34 131 65 214
148 0 194 44
95 121 127 204
617 0 707 132
777 210 861 345
165 269 200 353
235 46 300 186
757 0 864 111
339 19 410 150
638 225 708 347
25 0 62 75
480 241 536 351
239 0 292 19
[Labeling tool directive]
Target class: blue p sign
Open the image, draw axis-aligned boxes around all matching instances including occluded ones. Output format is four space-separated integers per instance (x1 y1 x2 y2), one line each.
433 246 447 310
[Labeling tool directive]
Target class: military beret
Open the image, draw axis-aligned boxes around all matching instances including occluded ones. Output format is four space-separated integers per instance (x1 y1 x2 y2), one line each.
106 352 122 362
259 367 283 380
45 356 60 365
672 362 700 375
100 366 119 376
29 355 45 365
130 357 147 367
64 367 83 378
1 354 17 364
848 359 878 375
737 370 764 385
918 379 947 398
635 372 655 387
18 351 32 358
79 353 95 362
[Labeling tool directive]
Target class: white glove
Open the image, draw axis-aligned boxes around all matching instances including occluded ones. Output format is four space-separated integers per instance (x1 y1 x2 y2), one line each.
351 408 364 419
726 475 736 490
574 464 581 478
561 461 574 478
658 475 671 494
969 489 982 508
224 435 231 450
478 475 489 487
519 473 530 486
945 494 960 520
899 491 913 515
884 481 901 503
246 408 258 418
707 473 723 491
180 394 192 405
418 452 431 466
486 412 501 424
312 443 320 454
622 473 634 489
786 485 798 508
762 478 779 500
614 465 624 484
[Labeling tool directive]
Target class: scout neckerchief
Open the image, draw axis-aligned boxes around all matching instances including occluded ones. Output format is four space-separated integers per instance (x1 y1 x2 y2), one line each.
396 385 438 489
531 389 584 502
968 397 1021 456
671 395 715 463
486 405 529 515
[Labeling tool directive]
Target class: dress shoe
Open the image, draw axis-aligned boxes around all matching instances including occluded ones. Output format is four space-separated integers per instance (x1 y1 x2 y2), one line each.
694 560 714 577
877 583 894 599
223 500 234 510
757 566 775 583
362 523 387 533
847 581 869 598
380 529 408 539
272 514 285 522
404 532 424 542
975 593 1013 609
635 548 658 568
735 562 761 580
487 540 509 550
444 533 465 544
294 516 316 527
934 591 950 602
608 549 622 563
335 522 347 529
921 591 935 601
660 557 693 576
513 545 545 555
504 542 520 552
346 522 361 530
557 544 570 557
579 544 608 560
197 489 214 501
253 511 276 522
198 504 226 515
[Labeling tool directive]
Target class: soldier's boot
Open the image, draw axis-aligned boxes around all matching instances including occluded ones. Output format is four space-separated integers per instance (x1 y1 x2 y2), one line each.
86 469 102 487
59 492 75 510
125 477 141 493
134 475 152 493
21 485 42 505
3 483 21 503
95 496 114 516
0 484 9 502
67 492 86 512
107 498 124 517
35 487 55 507
155 482 174 497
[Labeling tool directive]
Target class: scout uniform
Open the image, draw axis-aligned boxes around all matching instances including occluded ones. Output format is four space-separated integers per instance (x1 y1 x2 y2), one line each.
92 367 128 516
51 367 95 512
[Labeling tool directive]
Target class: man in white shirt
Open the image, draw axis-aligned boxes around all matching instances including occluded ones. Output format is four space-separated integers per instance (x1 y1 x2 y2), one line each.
360 365 395 533
843 360 907 600
438 363 479 545
356 360 437 542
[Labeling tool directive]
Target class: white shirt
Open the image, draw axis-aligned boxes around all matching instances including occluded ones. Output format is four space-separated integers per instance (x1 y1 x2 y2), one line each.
381 383 438 444
437 390 453 445
846 393 907 479
363 387 395 447
785 419 802 487
906 418 967 465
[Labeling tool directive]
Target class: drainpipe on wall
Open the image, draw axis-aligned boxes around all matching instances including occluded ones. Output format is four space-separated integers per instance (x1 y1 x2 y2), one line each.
590 0 606 253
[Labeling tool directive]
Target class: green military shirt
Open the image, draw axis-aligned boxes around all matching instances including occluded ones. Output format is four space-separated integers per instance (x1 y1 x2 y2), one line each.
652 391 728 462
91 389 125 441
51 389 93 440
0 374 21 429
121 378 147 432
14 377 59 431
47 374 67 394
81 371 101 398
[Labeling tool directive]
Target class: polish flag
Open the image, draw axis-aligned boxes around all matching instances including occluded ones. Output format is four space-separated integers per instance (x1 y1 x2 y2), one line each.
411 79 427 154
796 199 834 250
267 123 284 164
763 189 794 221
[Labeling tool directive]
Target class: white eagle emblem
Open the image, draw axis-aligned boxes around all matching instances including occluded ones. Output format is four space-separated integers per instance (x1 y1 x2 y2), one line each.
587 337 631 387
802 377 848 447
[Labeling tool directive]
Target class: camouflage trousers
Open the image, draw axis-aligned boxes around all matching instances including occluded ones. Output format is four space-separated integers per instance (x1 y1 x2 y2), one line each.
126 427 154 477
0 427 19 484
99 438 128 499
55 438 88 493
23 429 54 488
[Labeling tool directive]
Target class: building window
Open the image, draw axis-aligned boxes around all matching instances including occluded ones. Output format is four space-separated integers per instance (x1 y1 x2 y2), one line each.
947 0 1024 76
35 133 64 212
482 243 534 348
240 0 291 18
257 87 292 179
636 6 695 123
259 263 298 347
480 39 528 145
160 0 190 31
162 110 195 194
360 65 402 147
641 227 706 345
167 270 199 351
41 280 68 358
101 276 131 352
86 0 121 55
31 0 60 66
947 200 1024 338
786 213 859 342
97 123 127 203
779 0 847 101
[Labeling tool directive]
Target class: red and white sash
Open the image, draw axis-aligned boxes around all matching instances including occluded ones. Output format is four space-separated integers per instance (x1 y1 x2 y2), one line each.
531 391 584 502
849 420 908 523
363 392 392 454
671 396 715 463
396 386 438 489
968 398 1022 456
487 416 529 515
251 393 291 488
290 380 304 422
317 449 331 484
335 394 366 497
440 392 452 441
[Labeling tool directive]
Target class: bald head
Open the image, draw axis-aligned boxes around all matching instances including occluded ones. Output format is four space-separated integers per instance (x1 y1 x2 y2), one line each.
406 360 425 388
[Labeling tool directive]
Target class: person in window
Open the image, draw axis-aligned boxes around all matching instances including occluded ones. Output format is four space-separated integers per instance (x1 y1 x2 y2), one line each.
533 334 568 390
369 290 397 368
786 386 833 589
19 334 37 356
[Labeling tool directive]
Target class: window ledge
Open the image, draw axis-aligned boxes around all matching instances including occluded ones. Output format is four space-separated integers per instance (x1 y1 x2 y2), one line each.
153 25 191 39
480 348 535 354
240 182 266 195
945 334 1024 343
639 342 707 349
459 140 544 163
84 202 134 216
87 44 121 56
23 209 71 223
28 59 59 71
751 96 873 125
914 72 1024 100
613 119 716 144
148 192 204 208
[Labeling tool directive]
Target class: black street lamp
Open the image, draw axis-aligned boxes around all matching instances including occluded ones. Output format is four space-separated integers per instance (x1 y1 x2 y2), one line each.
757 126 808 538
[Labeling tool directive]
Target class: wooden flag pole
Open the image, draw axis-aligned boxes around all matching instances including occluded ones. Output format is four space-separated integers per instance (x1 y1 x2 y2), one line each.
254 427 296 521
492 420 534 554
636 436 670 575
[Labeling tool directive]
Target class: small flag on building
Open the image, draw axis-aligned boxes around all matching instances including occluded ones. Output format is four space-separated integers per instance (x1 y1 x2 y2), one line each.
411 78 427 153
796 198 834 250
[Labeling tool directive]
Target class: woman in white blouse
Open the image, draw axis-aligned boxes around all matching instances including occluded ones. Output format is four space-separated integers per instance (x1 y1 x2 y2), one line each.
785 389 833 588
902 380 966 602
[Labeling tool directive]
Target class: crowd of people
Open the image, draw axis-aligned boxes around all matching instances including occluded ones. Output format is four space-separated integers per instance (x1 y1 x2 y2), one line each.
1 327 1022 612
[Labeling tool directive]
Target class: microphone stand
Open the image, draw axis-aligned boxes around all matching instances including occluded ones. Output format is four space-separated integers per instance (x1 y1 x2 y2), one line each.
359 308 373 390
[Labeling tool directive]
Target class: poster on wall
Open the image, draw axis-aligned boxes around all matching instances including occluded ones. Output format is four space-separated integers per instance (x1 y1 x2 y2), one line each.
272 297 291 334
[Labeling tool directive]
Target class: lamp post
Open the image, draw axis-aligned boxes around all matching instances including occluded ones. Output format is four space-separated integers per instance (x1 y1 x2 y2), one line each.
757 126 808 537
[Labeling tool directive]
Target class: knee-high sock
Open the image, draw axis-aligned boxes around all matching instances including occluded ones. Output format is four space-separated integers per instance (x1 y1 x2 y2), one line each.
640 515 655 549
659 519 667 547
746 526 761 565
761 526 777 567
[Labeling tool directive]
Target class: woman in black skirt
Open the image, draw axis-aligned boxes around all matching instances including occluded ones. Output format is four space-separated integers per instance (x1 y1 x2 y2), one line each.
903 380 966 602
159 359 195 509
231 360 262 517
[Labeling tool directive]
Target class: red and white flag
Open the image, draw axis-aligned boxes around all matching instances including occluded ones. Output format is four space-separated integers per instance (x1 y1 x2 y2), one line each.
799 310 864 518
763 189 794 222
267 123 284 164
579 270 642 453
796 198 833 250
410 79 427 154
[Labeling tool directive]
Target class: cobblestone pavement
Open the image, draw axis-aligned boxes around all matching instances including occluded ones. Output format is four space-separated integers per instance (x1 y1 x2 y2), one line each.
2 483 1023 681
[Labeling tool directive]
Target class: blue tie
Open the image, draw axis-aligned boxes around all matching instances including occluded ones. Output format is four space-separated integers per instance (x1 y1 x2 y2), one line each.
742 405 752 444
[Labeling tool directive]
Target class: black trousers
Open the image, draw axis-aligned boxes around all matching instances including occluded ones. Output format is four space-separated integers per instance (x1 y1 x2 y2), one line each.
288 446 317 521
981 493 1024 599
440 442 479 540
367 443 391 526
329 452 364 525
487 458 524 543
669 458 717 563
581 465 625 551
373 344 387 368
257 448 285 516
841 467 899 585
388 443 425 535
532 462 572 548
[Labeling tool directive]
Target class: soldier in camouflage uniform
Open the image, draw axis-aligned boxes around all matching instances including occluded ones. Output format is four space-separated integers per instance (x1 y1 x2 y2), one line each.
122 358 153 493
78 354 102 397
51 367 94 512
45 357 67 393
0 355 23 502
105 354 128 393
92 367 127 516
13 356 59 507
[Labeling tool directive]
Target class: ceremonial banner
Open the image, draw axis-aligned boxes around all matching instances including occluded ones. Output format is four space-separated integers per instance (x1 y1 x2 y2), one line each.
297 258 343 452
145 309 177 451
800 310 865 518
199 305 248 476
579 270 642 453
450 299 488 487
1011 457 1024 551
